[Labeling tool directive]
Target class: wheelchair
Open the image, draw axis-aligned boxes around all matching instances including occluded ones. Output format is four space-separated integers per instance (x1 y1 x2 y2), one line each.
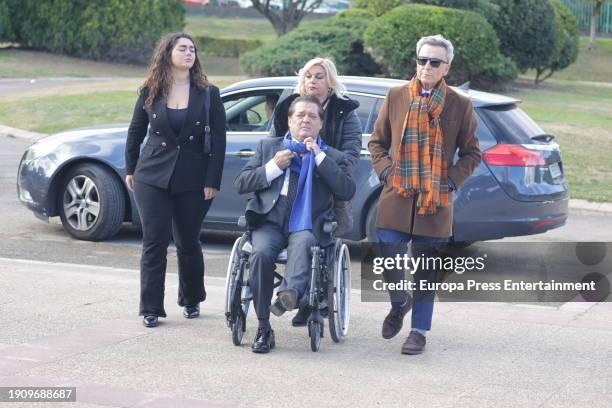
224 217 351 352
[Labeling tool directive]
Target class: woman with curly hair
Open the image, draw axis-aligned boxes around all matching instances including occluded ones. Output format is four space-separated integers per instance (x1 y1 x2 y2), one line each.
125 33 226 328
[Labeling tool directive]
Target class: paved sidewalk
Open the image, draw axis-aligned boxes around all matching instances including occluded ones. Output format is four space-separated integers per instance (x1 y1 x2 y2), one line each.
0 257 610 408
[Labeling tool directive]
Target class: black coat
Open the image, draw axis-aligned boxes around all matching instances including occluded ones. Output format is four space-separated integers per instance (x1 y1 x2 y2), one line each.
125 83 226 193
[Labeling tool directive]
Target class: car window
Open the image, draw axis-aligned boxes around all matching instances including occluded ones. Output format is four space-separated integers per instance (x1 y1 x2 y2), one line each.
368 98 384 134
347 93 378 134
477 104 546 144
222 90 282 132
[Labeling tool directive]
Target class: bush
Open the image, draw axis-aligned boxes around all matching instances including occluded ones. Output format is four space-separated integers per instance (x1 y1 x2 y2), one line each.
240 11 382 77
194 36 262 58
354 0 404 16
364 4 517 88
489 0 557 73
534 0 580 83
408 0 499 20
2 0 184 64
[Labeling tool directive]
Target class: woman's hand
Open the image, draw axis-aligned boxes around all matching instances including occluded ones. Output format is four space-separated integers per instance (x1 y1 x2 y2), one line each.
204 187 218 200
125 175 134 191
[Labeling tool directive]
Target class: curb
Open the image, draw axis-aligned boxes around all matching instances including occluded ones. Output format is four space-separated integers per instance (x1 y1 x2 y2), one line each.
1 124 611 213
0 124 47 140
568 199 612 213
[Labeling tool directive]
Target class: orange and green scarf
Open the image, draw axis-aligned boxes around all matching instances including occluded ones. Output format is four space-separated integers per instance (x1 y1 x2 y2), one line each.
390 77 450 215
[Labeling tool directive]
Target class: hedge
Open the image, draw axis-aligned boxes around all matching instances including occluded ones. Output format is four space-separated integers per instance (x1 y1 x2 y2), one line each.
364 4 517 89
240 10 381 77
0 0 184 65
194 36 263 58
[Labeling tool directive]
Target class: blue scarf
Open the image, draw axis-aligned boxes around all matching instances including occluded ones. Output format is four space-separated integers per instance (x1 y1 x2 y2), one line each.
283 133 327 232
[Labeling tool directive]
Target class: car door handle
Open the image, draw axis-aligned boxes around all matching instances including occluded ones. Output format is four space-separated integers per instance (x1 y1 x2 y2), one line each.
236 149 255 158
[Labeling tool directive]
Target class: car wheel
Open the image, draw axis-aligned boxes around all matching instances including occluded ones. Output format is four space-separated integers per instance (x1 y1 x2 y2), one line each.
365 199 379 243
58 163 125 241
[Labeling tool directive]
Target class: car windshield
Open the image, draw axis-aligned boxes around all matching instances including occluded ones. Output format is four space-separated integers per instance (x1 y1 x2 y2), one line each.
478 104 547 144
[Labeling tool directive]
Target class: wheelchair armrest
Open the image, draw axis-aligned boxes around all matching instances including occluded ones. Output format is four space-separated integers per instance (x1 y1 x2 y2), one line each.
323 221 338 234
237 216 247 228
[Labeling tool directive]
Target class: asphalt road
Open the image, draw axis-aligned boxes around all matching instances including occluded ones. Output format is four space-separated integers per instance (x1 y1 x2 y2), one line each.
2 135 612 408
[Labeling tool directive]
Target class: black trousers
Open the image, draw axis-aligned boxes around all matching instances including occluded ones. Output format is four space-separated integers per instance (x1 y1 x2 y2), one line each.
133 181 211 317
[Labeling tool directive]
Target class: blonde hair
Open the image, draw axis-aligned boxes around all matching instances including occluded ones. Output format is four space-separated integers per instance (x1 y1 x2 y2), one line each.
296 57 347 99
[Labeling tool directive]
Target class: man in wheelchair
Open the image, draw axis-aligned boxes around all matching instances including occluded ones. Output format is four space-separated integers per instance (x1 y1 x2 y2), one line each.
234 96 356 353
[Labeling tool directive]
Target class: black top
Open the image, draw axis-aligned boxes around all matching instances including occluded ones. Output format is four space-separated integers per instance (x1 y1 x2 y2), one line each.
166 107 187 136
125 85 227 192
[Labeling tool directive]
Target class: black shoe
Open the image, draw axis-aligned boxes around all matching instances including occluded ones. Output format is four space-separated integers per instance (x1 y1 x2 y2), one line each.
251 327 275 353
270 298 286 317
143 315 158 328
291 306 310 327
382 300 412 339
183 304 200 319
279 289 298 311
270 289 298 317
401 330 426 355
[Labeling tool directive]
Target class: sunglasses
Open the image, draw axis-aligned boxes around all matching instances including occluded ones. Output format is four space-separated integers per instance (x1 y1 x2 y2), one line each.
416 57 447 68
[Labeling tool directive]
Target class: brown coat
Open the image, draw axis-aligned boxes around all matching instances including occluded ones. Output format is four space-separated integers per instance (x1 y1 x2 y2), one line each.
368 85 481 238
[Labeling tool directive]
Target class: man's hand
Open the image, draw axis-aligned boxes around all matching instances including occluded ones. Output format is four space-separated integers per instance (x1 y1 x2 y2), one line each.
125 175 134 191
274 149 295 170
303 137 321 155
204 187 218 200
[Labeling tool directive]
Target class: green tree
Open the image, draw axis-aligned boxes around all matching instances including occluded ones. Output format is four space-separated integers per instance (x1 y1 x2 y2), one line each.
251 0 323 36
489 0 557 73
364 4 517 88
534 0 580 84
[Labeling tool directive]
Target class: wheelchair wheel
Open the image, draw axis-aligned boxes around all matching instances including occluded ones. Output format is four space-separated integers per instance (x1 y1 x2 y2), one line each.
232 311 245 346
328 241 351 342
309 320 323 352
224 237 243 325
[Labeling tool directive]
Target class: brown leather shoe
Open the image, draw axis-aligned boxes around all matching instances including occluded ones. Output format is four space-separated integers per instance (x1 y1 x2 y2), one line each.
381 300 412 339
401 330 426 355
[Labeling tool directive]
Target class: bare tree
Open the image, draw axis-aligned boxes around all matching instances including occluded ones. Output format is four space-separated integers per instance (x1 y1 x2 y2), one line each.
251 0 324 36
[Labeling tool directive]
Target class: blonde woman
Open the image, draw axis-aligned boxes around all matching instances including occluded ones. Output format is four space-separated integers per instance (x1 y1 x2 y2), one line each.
271 57 362 326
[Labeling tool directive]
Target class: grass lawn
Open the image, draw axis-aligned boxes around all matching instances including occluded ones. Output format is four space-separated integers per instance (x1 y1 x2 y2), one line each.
185 16 277 42
523 36 612 83
509 80 612 202
0 49 244 78
0 75 243 134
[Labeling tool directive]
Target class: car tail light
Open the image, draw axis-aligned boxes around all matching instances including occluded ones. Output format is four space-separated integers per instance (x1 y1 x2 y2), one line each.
482 144 546 166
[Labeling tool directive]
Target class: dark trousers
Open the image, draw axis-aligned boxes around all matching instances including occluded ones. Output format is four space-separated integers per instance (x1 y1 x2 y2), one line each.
248 222 317 320
133 181 211 317
376 228 448 331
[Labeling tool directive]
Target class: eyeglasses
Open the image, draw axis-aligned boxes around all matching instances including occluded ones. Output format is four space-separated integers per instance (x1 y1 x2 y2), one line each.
416 57 447 68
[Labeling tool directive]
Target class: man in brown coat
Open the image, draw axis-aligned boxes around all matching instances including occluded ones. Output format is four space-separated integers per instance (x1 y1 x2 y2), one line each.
368 35 481 354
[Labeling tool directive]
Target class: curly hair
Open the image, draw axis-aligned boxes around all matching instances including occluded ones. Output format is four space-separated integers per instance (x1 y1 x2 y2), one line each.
140 32 209 109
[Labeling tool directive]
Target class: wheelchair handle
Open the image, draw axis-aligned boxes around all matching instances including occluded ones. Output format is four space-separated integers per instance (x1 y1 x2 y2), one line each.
323 221 338 234
237 216 247 228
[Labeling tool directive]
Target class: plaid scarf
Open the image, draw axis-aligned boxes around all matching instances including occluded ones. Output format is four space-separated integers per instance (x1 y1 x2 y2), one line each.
390 77 450 215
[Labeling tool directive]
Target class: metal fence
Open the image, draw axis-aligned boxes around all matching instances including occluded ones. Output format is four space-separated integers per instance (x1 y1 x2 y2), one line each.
562 0 612 33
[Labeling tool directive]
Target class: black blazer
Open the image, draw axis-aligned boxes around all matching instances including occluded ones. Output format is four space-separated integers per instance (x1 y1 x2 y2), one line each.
125 83 226 193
